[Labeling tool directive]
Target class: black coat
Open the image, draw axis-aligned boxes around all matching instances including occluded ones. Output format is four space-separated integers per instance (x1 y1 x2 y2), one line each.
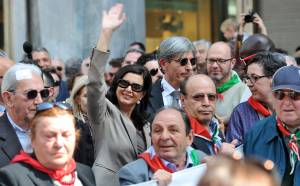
0 162 95 186
146 79 164 122
0 113 23 168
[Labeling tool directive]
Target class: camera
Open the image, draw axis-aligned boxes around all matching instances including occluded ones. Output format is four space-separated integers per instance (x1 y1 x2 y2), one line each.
244 11 256 23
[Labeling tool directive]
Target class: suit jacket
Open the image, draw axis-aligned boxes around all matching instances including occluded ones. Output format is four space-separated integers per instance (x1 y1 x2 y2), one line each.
0 162 95 186
88 49 151 186
146 79 164 121
0 113 23 168
117 149 207 185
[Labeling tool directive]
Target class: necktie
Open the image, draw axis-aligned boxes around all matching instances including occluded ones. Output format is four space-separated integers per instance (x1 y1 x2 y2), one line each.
170 90 181 108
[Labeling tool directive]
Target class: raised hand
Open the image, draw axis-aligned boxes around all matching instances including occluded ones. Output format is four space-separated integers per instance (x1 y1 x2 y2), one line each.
102 3 126 31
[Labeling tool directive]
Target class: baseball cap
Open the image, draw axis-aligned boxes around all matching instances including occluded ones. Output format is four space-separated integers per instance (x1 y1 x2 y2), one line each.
272 65 300 92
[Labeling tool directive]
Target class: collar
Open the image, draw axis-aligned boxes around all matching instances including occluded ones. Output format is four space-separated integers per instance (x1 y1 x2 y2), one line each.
265 114 281 143
7 113 29 133
161 77 178 96
146 146 194 172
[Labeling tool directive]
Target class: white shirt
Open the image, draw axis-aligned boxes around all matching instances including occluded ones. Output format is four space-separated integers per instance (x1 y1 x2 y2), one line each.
161 77 181 107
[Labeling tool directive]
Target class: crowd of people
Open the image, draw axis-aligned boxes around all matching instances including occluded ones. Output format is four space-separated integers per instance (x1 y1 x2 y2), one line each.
0 3 300 186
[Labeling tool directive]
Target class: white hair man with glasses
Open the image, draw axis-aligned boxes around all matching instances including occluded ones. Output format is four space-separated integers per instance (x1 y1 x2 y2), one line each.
180 74 236 155
147 36 197 120
0 63 48 168
244 65 300 186
206 42 251 125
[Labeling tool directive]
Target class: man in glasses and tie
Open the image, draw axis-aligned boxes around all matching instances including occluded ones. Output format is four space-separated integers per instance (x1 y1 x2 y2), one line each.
180 74 236 155
147 36 196 120
244 65 300 186
0 63 48 168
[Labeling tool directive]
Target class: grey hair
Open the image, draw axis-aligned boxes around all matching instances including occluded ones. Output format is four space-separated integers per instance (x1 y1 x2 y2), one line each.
157 36 196 61
1 63 42 93
193 39 211 49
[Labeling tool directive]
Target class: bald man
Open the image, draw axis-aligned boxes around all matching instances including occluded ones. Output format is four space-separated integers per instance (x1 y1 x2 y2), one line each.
206 42 251 124
180 74 237 155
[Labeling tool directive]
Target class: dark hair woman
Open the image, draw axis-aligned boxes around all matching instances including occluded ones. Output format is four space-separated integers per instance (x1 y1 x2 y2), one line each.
87 4 152 186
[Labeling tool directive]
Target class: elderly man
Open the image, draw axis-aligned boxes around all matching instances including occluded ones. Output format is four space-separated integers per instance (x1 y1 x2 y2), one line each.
118 107 206 185
147 36 196 119
32 47 52 70
244 65 300 186
0 63 48 167
180 74 237 155
206 42 251 124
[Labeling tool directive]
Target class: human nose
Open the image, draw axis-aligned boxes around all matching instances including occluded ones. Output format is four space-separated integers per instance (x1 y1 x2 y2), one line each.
202 95 210 106
160 130 170 140
34 92 44 104
55 135 65 148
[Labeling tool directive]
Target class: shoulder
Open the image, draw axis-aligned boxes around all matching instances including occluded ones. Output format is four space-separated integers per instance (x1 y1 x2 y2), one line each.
76 163 95 184
118 158 148 173
118 159 149 185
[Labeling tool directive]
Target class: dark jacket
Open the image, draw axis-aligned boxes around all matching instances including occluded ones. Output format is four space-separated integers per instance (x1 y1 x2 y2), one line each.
244 114 300 186
0 162 95 186
146 79 164 121
0 113 23 168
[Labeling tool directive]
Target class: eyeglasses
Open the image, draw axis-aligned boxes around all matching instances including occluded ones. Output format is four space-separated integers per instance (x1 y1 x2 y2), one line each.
243 75 271 84
37 102 71 112
149 68 159 76
53 80 61 87
191 93 217 102
273 90 300 101
172 58 197 66
117 79 144 92
11 89 50 100
206 58 233 65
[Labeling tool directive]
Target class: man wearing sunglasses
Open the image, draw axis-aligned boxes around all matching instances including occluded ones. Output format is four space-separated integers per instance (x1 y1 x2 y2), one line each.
147 36 196 120
180 74 237 156
206 42 251 125
244 65 300 186
0 63 47 168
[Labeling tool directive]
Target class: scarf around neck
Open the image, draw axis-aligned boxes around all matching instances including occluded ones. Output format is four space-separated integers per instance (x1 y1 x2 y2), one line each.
248 96 271 117
138 148 200 173
217 71 240 93
188 115 221 154
277 117 300 174
11 151 76 186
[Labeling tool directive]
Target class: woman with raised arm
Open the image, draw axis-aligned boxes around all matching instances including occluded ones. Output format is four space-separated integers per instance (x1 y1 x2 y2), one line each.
87 4 152 186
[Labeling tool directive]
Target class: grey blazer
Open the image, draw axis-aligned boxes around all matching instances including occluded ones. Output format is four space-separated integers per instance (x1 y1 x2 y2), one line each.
117 149 207 185
87 49 151 186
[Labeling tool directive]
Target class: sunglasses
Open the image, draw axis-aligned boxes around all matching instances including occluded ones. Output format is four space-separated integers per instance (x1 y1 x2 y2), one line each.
37 102 71 112
117 79 144 92
56 66 63 71
172 58 197 66
191 93 217 102
273 90 300 101
16 89 50 100
149 68 159 76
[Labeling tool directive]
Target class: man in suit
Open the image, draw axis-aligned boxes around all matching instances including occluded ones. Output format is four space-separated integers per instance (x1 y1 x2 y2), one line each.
0 63 46 167
147 36 196 120
118 107 206 185
180 74 237 155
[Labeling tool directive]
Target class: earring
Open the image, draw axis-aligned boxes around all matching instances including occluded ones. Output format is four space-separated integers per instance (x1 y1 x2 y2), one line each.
137 100 141 104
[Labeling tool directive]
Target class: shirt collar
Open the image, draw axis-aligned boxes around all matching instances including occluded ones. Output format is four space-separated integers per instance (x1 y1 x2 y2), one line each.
6 113 29 133
161 77 178 96
147 146 195 172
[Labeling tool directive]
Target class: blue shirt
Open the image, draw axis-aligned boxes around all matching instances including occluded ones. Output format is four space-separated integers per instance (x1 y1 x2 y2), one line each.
7 113 32 153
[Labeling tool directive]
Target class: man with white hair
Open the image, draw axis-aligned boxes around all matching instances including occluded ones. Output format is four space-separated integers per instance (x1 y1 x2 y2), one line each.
0 63 48 167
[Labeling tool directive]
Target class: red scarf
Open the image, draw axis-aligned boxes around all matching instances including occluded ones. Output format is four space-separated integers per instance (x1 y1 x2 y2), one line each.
248 96 271 117
138 153 173 173
11 151 76 186
188 115 219 154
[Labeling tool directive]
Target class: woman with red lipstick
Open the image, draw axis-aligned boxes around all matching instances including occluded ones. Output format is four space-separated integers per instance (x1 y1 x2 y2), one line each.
226 52 286 145
87 4 152 186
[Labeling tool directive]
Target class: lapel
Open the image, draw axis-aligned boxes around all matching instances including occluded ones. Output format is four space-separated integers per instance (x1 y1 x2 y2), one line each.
26 166 54 186
0 113 23 160
149 79 164 111
120 113 138 156
143 122 151 148
76 165 95 186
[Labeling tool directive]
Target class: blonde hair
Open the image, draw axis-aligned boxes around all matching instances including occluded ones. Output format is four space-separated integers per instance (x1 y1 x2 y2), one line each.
220 18 239 32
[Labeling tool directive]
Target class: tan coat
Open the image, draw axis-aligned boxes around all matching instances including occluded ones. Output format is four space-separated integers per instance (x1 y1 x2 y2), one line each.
87 49 151 186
